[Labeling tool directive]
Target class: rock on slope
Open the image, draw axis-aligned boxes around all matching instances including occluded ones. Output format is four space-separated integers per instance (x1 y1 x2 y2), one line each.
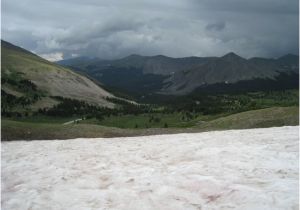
2 126 298 210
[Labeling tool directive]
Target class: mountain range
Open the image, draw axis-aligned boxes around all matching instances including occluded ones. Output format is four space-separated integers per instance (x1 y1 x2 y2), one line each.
1 39 298 113
58 52 299 97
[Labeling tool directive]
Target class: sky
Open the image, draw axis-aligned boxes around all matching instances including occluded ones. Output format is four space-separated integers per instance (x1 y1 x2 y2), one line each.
1 0 299 61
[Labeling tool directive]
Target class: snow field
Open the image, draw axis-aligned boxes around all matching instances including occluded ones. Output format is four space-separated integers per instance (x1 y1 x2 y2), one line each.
1 126 299 210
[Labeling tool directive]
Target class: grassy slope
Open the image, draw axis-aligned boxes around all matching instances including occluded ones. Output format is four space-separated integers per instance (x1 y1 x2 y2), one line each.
1 41 113 107
2 106 298 140
196 106 299 131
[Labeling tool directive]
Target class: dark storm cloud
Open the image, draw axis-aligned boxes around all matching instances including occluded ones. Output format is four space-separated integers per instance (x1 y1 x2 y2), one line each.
1 0 298 60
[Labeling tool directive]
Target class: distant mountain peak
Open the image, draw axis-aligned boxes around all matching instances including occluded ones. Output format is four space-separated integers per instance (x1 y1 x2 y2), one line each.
221 52 244 60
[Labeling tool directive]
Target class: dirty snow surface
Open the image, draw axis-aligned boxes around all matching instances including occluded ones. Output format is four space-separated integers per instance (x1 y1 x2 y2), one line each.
2 126 299 210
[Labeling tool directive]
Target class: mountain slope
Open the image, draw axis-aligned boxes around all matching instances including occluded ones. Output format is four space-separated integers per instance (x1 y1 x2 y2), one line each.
1 40 114 111
162 53 299 94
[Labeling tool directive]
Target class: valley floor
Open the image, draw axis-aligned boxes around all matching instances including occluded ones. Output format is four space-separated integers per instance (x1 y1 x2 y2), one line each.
1 126 299 210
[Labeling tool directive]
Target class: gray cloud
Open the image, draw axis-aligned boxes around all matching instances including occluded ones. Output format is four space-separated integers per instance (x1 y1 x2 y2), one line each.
206 22 226 31
2 0 298 60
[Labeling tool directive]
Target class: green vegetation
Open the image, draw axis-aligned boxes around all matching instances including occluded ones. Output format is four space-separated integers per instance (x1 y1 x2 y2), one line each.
82 112 203 129
2 106 298 140
1 119 136 140
7 115 78 124
196 106 299 131
159 89 299 115
1 118 193 140
2 89 299 131
1 71 45 116
83 90 298 130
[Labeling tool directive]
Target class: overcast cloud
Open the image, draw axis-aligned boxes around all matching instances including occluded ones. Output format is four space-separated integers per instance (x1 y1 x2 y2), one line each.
1 0 299 60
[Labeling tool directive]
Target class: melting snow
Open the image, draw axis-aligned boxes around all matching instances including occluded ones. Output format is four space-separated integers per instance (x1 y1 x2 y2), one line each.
1 126 299 210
